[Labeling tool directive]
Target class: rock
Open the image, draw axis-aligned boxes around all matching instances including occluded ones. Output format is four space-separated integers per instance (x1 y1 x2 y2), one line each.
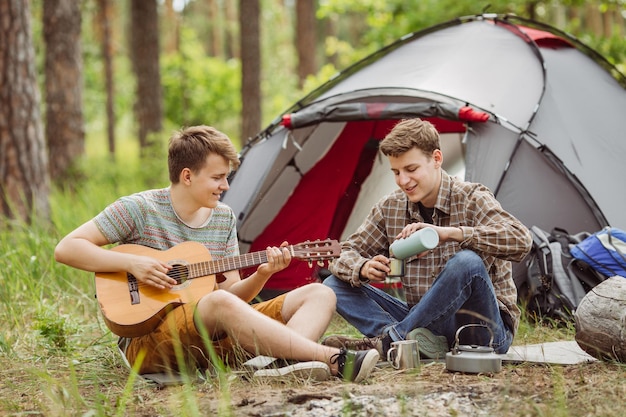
574 276 626 362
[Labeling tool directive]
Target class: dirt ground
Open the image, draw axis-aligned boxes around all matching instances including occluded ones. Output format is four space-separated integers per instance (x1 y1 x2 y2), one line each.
2 348 624 416
180 359 623 416
3 311 624 416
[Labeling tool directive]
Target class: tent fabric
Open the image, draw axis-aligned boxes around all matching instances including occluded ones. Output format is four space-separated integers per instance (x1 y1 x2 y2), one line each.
223 14 626 292
241 121 392 285
281 102 490 129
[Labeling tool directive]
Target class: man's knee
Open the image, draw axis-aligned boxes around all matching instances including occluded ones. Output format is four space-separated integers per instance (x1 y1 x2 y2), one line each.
449 250 483 269
288 282 336 306
198 289 240 311
322 274 343 290
308 282 337 303
195 290 244 336
435 250 488 289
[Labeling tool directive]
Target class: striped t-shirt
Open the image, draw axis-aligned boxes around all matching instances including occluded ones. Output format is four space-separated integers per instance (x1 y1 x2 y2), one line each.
93 187 239 259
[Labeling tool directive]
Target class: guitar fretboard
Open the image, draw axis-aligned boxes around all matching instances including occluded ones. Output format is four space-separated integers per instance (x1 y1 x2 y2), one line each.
190 251 269 278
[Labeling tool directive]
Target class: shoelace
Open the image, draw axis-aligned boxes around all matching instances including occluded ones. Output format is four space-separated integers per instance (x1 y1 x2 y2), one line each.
329 348 348 377
349 337 379 351
329 348 347 366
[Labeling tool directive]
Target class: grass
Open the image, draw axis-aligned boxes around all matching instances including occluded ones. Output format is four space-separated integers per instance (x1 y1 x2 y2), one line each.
1 148 624 416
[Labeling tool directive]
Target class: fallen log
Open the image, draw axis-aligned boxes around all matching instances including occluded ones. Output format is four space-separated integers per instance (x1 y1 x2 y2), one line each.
574 276 626 362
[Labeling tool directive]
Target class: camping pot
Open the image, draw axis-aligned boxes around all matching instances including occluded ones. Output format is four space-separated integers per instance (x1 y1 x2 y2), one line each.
445 324 502 374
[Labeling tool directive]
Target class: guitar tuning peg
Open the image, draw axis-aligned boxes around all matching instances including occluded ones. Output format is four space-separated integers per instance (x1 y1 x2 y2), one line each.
307 261 313 268
317 260 324 267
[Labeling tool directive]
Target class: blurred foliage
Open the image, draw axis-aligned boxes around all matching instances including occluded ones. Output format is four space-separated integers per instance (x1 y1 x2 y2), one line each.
161 27 241 141
28 0 625 154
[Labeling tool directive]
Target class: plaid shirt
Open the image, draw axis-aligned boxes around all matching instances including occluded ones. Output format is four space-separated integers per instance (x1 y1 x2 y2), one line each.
330 171 532 334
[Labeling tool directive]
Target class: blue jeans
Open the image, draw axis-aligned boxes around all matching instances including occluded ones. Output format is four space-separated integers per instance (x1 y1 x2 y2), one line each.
324 250 513 353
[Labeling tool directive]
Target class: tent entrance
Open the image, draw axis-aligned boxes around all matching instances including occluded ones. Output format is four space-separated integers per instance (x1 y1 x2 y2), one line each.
241 117 467 292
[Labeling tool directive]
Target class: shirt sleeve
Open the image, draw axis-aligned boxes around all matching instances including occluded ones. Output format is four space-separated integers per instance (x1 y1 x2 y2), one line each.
456 184 532 262
93 196 143 244
329 202 390 286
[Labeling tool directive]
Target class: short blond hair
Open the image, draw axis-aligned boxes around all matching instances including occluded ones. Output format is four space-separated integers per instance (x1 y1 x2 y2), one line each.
379 118 440 158
167 125 240 183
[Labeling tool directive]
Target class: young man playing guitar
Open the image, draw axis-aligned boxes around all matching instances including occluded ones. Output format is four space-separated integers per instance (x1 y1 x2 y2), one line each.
55 125 379 382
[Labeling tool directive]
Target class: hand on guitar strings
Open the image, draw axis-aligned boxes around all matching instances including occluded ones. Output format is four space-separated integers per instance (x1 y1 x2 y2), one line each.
131 255 175 289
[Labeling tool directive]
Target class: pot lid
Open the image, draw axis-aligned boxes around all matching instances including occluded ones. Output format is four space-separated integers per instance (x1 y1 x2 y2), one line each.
457 344 495 354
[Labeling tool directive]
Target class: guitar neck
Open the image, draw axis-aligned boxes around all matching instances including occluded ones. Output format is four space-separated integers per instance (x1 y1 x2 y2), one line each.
189 248 284 278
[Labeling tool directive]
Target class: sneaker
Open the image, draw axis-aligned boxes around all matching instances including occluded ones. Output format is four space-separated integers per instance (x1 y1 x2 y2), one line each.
330 348 379 383
406 327 449 360
322 335 383 354
249 356 331 382
243 355 283 370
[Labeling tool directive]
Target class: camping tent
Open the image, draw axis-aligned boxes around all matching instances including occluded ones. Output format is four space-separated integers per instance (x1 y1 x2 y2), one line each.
222 14 626 295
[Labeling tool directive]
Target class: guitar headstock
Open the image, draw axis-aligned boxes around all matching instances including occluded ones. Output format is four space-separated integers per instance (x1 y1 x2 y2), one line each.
292 239 341 266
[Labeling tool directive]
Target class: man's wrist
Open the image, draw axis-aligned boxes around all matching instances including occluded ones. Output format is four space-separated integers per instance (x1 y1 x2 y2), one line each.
358 262 370 283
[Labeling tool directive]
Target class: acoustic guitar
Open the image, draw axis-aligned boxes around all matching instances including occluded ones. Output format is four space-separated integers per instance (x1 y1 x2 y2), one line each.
94 239 340 338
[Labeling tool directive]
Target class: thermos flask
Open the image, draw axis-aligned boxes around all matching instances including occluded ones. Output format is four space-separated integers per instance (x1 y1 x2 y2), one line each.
389 227 439 259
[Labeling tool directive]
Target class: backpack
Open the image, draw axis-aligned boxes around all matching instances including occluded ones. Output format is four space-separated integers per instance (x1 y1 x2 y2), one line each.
570 227 626 278
517 226 607 323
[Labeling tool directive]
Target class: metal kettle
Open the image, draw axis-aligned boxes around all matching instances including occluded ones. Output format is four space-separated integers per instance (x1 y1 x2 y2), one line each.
445 324 502 373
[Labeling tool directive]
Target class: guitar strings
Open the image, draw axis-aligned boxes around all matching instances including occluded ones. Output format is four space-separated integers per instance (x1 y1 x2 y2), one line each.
122 242 337 287
129 257 332 287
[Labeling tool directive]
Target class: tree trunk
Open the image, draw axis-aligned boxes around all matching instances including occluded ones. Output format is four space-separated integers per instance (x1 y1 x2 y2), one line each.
296 0 317 88
0 0 50 222
575 276 626 362
163 0 180 54
225 0 239 60
585 2 603 37
524 1 538 21
208 0 223 57
324 14 338 68
129 0 162 151
44 0 85 183
239 0 261 145
96 0 116 156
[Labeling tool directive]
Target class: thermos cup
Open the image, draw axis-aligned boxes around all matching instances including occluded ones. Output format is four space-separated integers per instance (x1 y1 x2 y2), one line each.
389 227 439 259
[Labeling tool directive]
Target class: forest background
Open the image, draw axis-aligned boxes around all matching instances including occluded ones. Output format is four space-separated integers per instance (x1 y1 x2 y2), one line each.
0 1 625 416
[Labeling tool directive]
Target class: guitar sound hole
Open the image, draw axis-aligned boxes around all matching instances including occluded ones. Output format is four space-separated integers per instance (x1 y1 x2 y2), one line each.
168 264 189 284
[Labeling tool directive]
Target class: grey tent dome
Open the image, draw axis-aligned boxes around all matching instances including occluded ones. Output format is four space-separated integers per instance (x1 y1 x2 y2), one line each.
223 14 626 292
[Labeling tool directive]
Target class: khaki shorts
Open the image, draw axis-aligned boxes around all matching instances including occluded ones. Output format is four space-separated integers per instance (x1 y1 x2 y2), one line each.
123 293 287 374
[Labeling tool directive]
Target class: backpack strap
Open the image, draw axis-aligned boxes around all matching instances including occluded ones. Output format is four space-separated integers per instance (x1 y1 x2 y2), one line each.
528 226 553 293
549 227 588 307
607 228 626 265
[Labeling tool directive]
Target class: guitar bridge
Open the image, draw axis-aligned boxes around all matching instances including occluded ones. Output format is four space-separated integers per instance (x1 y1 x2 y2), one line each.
127 273 140 305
